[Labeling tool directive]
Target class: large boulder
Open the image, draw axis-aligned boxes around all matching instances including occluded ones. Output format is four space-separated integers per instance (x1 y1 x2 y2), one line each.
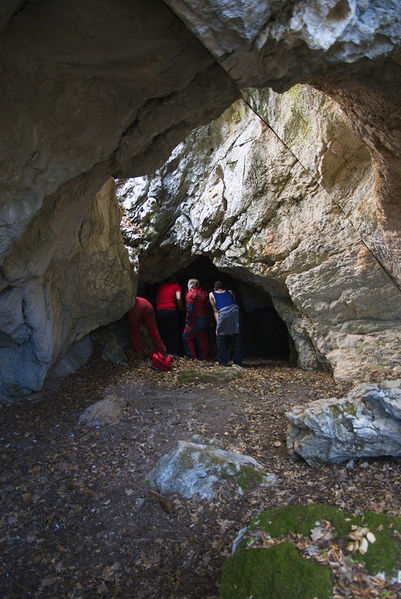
286 379 401 465
220 504 401 599
119 87 401 382
146 439 276 499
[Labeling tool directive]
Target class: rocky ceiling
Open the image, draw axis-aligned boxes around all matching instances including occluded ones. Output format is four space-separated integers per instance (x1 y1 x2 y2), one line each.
0 0 400 397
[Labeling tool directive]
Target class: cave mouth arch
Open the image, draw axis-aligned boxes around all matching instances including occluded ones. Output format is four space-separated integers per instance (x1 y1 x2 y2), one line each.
138 255 292 362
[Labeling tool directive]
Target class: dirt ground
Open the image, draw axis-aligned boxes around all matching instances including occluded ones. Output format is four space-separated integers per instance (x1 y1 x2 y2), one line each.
1 356 401 599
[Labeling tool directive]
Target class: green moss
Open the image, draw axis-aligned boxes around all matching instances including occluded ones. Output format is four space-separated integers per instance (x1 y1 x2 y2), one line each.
344 400 357 417
177 369 199 384
246 504 351 541
348 511 401 576
220 542 332 599
241 504 401 578
329 403 343 418
237 465 268 492
329 401 357 420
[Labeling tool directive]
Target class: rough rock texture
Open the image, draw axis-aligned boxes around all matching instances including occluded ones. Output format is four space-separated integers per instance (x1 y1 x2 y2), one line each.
145 439 276 499
0 178 134 396
1 0 401 396
79 396 124 427
0 0 238 397
119 87 401 382
166 0 401 287
286 379 401 465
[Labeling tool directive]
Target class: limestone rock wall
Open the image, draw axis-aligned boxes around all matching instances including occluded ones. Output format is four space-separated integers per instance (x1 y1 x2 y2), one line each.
166 0 401 287
119 87 401 382
0 0 238 396
0 178 134 396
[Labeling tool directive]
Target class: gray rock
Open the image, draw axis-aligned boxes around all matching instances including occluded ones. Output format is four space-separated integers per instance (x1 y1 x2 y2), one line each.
146 440 276 499
286 379 401 465
120 88 401 383
48 336 93 379
0 0 238 398
79 396 123 427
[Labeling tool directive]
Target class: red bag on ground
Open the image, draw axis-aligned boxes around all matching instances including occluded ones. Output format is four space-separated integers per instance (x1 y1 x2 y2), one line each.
151 352 172 371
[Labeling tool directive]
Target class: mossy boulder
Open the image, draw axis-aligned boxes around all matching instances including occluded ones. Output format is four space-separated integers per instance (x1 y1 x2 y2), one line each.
220 504 401 599
145 439 276 499
178 365 244 386
221 541 332 599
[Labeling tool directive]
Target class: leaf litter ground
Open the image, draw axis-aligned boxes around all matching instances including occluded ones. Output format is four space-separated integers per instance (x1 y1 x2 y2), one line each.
1 356 401 598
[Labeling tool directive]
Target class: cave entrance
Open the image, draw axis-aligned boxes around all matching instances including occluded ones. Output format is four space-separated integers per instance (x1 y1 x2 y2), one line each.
138 255 291 362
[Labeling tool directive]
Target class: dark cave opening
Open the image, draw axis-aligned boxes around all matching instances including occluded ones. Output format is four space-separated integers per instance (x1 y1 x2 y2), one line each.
138 255 292 362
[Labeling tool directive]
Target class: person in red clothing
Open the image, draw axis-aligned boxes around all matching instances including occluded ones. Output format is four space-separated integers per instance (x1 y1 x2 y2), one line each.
128 297 166 356
156 277 183 355
183 279 209 360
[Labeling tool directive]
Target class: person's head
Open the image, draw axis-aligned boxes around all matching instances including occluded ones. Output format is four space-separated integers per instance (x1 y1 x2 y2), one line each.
214 280 225 291
188 278 200 290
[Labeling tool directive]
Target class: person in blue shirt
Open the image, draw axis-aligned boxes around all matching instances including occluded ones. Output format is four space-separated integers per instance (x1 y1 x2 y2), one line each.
209 281 242 366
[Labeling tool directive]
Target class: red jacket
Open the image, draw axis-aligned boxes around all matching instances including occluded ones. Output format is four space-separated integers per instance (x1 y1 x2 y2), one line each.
185 287 209 325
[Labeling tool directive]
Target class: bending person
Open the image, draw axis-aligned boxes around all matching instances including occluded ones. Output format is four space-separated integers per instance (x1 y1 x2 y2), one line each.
209 281 242 366
128 297 166 356
183 279 209 360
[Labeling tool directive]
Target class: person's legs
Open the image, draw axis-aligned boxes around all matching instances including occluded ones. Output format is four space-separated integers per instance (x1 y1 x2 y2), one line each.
196 330 209 360
183 327 197 359
157 310 180 354
190 317 209 360
232 333 242 366
129 320 143 353
216 335 229 365
143 311 166 355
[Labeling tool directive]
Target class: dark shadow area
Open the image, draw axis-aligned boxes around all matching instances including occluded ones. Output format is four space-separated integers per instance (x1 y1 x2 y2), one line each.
138 255 291 361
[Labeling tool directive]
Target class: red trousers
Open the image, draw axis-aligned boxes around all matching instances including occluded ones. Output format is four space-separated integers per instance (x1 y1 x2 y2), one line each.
182 316 209 360
128 297 166 355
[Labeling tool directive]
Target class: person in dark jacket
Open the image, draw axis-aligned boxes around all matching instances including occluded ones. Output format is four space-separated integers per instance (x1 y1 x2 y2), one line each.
183 279 209 360
209 280 242 366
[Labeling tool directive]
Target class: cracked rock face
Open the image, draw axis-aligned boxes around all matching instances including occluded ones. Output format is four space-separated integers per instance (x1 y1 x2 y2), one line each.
119 86 401 382
286 379 401 464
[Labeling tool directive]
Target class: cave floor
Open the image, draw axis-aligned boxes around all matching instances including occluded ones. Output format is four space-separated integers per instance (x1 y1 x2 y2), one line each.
1 357 401 599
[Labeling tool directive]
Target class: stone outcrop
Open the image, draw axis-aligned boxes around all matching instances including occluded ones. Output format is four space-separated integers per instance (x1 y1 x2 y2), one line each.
1 1 401 396
166 1 401 288
146 439 276 499
0 178 134 396
286 379 401 465
0 0 238 397
119 86 401 382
